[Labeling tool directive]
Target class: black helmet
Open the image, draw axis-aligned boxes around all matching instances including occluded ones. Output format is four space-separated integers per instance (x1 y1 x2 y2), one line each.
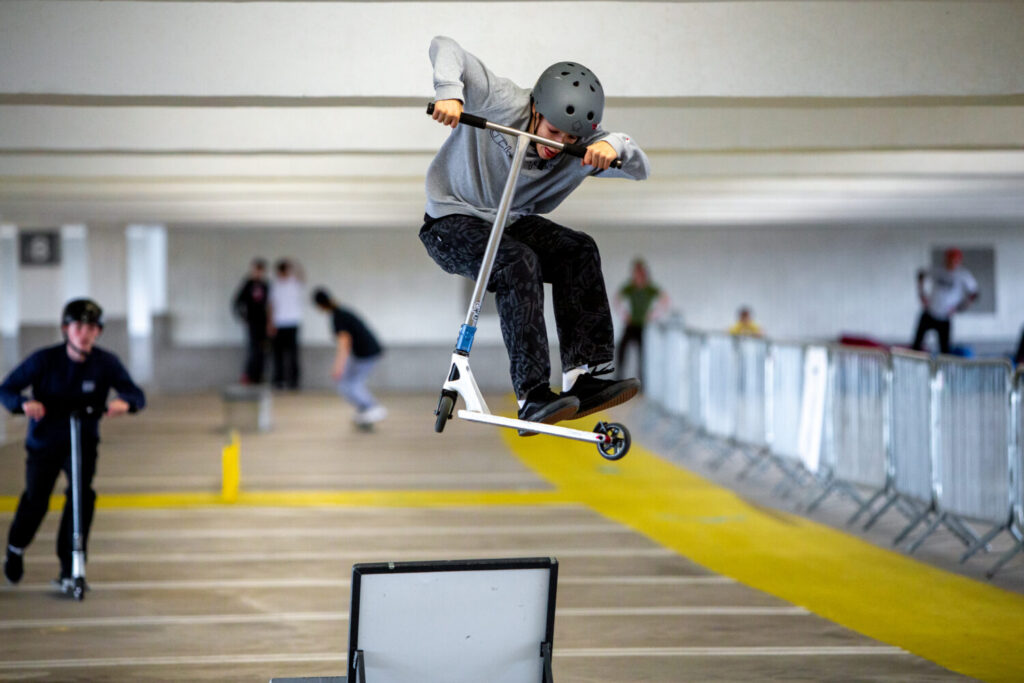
532 61 605 136
62 298 104 329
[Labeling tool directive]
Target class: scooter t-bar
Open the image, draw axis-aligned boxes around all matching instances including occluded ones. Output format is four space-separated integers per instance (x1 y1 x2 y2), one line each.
426 103 623 169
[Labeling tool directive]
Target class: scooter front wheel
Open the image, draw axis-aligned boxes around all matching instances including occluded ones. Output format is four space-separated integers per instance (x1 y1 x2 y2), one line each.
595 422 631 461
72 577 86 601
434 393 456 433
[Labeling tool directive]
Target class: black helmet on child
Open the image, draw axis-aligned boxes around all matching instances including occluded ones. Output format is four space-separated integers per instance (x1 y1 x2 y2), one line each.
532 61 605 136
62 299 104 329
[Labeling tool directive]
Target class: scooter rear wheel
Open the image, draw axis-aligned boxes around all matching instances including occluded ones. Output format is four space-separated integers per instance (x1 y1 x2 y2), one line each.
595 422 631 461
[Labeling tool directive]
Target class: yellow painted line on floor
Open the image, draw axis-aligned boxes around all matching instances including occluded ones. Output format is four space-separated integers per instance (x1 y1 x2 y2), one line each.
503 421 1024 683
0 489 575 513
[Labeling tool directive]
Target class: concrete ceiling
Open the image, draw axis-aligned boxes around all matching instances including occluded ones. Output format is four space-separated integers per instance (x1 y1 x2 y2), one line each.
1 0 1022 229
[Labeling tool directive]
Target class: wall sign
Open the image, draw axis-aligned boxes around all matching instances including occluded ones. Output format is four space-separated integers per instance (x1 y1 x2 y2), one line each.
19 231 61 266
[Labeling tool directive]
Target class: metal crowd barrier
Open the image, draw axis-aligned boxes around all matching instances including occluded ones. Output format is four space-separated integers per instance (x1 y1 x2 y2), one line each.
868 350 935 537
806 346 891 521
642 318 668 411
914 357 1016 561
662 320 690 419
686 330 704 432
987 368 1023 576
734 336 769 453
640 327 1024 577
702 332 736 442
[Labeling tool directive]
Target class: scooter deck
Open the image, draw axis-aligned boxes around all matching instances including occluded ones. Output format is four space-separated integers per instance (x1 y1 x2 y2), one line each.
457 410 608 445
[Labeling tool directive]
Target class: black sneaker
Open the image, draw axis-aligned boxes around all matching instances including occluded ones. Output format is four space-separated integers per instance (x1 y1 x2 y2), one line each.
517 388 580 437
564 371 640 419
4 547 23 585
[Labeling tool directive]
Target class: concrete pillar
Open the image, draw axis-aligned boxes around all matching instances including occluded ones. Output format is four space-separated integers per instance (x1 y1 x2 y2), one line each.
125 225 153 383
0 224 19 374
60 223 89 303
147 225 167 315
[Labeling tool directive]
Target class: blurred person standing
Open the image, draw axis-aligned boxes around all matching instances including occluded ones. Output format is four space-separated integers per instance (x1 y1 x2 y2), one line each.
232 257 270 384
312 288 387 429
614 258 668 380
1 299 145 593
729 306 763 337
268 258 305 390
911 248 978 354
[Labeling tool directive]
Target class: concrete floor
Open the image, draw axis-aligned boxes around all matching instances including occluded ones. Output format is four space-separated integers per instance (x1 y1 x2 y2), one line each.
0 391 1016 681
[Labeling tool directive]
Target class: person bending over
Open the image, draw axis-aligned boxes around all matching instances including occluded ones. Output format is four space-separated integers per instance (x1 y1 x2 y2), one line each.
312 288 387 428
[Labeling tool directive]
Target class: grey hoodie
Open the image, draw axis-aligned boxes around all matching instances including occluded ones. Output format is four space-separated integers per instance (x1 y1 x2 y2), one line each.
425 36 651 224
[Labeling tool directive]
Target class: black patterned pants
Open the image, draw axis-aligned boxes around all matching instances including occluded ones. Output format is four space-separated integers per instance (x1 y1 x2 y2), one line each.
420 213 614 398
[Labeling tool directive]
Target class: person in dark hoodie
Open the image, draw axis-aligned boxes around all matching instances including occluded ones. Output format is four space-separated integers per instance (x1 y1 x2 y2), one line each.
1 299 145 594
233 257 270 384
420 36 650 433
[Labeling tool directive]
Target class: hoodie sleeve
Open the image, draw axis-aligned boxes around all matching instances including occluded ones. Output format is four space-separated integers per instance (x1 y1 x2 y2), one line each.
429 36 525 116
589 129 651 181
0 353 41 415
106 354 146 413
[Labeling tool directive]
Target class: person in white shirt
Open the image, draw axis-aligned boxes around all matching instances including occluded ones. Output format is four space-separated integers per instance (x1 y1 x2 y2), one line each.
911 248 979 354
268 259 305 389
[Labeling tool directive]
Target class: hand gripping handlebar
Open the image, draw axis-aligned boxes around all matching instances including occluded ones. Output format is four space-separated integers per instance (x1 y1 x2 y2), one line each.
426 102 623 169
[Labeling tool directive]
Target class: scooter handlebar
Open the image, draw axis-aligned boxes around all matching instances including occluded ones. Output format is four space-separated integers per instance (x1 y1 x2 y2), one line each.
426 102 487 130
426 102 622 169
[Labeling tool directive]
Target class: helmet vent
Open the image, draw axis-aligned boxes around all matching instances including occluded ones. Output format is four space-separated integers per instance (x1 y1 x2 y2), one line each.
587 112 594 120
561 71 570 76
573 81 580 87
566 105 575 115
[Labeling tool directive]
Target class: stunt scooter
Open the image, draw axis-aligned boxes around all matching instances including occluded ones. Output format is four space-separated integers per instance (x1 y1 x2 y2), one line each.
427 103 631 461
66 407 91 601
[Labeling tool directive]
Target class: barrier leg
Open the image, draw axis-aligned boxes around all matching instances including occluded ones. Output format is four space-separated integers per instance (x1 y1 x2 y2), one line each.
906 511 947 553
804 476 867 514
705 439 739 471
894 498 922 520
986 525 1024 578
959 522 1007 563
736 447 771 481
847 489 888 526
804 480 837 513
893 506 931 546
943 515 982 548
862 493 901 531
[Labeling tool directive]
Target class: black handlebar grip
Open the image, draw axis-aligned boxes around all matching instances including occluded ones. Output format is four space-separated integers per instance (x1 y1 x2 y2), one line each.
562 142 623 169
561 142 588 159
426 102 487 130
457 112 488 129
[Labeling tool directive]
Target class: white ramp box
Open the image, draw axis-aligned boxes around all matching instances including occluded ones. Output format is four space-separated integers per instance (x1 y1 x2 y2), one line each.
270 557 558 683
222 384 272 433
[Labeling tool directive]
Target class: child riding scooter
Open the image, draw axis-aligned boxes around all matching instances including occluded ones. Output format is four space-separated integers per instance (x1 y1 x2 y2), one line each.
420 36 650 454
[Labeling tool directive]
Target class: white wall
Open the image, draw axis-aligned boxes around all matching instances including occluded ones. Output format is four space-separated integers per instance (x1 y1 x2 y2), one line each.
596 222 1024 345
162 221 1024 351
167 227 465 346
